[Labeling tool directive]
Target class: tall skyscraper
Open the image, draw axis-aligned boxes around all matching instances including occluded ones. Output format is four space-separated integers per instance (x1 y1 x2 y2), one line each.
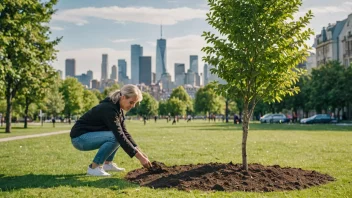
131 45 143 84
110 65 117 80
174 63 185 86
185 69 195 86
87 70 93 81
139 56 152 85
156 25 167 81
190 55 198 73
101 54 108 81
65 59 76 78
118 59 128 84
203 64 208 86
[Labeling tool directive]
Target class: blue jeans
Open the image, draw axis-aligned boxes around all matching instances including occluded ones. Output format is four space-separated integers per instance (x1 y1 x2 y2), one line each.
71 131 120 165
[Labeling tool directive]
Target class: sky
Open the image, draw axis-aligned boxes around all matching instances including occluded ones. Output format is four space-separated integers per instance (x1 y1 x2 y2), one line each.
49 0 352 81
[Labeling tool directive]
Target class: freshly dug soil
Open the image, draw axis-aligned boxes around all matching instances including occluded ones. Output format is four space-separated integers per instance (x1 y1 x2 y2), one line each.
125 161 334 192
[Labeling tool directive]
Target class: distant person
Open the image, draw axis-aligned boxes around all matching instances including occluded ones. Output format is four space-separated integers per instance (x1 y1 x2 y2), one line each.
187 115 192 122
172 118 177 125
154 115 157 123
234 114 239 124
143 116 147 125
52 118 56 128
70 84 152 176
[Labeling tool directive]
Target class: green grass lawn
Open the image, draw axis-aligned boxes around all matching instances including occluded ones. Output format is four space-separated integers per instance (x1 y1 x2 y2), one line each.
0 120 351 197
0 123 72 138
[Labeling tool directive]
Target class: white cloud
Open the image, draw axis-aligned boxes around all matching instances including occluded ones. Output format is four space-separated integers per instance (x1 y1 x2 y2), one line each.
111 38 136 43
52 6 207 26
299 2 352 16
51 26 64 31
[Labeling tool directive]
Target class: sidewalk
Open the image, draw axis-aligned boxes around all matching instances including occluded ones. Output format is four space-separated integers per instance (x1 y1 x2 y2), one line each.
0 130 70 142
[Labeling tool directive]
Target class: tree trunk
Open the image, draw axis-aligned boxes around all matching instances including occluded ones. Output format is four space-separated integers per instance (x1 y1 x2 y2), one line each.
5 86 12 133
225 98 229 123
241 102 249 171
24 98 30 128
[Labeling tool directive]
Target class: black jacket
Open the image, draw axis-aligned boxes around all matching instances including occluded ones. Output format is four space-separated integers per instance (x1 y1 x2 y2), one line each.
70 97 137 158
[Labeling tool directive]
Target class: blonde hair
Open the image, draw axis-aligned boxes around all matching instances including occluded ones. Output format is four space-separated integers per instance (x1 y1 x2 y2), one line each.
110 84 143 104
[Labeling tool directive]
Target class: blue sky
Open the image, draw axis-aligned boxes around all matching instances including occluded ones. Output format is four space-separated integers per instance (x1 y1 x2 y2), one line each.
50 0 352 81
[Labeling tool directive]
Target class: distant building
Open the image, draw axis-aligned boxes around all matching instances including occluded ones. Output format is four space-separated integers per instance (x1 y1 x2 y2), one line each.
101 54 108 80
156 25 167 81
75 73 90 88
174 63 185 86
131 45 143 84
65 59 76 78
190 55 199 73
139 56 152 85
203 64 208 86
118 59 129 85
57 70 63 79
110 65 117 80
87 70 93 81
185 69 195 86
315 20 346 66
91 80 100 90
340 13 352 67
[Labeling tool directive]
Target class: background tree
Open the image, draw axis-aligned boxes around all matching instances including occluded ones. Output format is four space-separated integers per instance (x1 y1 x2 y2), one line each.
0 0 61 132
166 98 186 122
202 0 313 170
158 101 168 116
102 83 120 98
169 86 193 114
45 80 65 120
137 92 158 118
91 89 104 101
60 77 84 121
82 89 99 113
194 84 223 120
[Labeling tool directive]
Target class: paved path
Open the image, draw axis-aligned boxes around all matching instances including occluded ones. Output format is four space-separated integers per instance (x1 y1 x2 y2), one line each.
0 130 70 142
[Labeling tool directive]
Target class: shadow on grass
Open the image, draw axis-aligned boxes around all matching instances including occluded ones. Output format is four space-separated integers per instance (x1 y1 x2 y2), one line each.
0 173 138 191
159 123 352 132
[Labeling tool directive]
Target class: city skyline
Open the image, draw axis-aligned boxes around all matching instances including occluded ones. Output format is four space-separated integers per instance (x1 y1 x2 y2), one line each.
50 0 352 81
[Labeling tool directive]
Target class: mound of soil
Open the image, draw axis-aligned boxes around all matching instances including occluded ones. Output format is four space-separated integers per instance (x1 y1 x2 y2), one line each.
125 161 334 192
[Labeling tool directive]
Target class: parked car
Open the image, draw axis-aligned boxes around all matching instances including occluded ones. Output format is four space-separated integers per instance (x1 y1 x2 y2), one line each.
260 114 289 123
300 114 336 124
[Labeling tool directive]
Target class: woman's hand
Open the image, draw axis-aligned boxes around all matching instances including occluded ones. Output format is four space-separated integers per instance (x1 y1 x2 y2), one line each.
135 151 152 168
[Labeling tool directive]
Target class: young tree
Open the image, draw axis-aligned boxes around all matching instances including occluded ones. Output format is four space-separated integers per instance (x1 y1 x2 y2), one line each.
166 98 186 122
137 92 158 118
45 81 65 119
194 84 223 119
202 0 313 170
82 89 99 113
0 0 61 132
158 101 168 116
59 77 84 120
169 86 193 113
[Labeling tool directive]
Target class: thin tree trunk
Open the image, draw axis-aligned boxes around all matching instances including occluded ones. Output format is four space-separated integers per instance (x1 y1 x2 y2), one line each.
5 89 13 133
241 101 249 171
24 98 29 128
225 98 229 123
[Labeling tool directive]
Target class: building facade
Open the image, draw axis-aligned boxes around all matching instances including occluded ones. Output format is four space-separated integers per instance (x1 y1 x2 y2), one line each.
139 56 152 85
65 59 76 78
131 44 143 84
156 38 167 81
101 54 108 81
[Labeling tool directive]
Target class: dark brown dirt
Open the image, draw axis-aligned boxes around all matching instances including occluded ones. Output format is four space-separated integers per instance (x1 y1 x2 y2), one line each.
125 161 335 192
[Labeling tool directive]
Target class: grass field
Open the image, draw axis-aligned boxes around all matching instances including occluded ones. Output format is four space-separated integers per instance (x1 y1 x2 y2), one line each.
0 120 351 197
0 123 72 138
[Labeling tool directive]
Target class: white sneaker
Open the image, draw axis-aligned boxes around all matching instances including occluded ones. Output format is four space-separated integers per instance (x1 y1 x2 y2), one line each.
87 166 111 176
103 162 125 172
